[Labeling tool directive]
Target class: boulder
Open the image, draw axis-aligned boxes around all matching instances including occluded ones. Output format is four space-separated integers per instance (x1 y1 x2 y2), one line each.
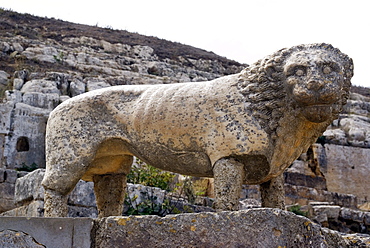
69 80 86 96
86 81 111 91
20 80 60 94
15 169 45 204
0 70 10 86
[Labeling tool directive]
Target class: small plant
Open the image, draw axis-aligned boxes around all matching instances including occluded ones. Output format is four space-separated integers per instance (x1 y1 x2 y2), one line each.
127 159 175 191
53 51 65 64
124 192 174 216
124 159 206 216
316 136 326 146
16 162 38 172
287 205 308 217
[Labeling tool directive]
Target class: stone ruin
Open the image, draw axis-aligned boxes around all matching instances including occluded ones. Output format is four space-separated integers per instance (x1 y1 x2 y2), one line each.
41 43 353 218
1 36 370 246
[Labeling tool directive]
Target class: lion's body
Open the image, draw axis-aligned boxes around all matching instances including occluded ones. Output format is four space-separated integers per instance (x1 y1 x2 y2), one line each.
42 43 353 217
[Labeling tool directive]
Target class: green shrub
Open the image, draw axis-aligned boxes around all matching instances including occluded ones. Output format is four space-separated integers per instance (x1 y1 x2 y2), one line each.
16 162 38 172
127 159 175 191
125 159 202 216
287 205 308 217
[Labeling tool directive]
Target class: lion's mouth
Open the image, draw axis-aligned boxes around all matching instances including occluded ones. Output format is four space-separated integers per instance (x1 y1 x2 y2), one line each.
301 104 333 123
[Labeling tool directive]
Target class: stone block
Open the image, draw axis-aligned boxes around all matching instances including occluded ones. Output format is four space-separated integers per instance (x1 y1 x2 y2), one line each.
5 169 18 183
284 172 327 190
0 70 9 86
0 101 14 134
309 205 341 224
95 209 330 247
340 208 364 223
323 144 370 201
15 169 45 204
20 79 60 94
0 182 15 199
126 183 166 209
13 78 24 90
86 81 110 91
318 205 341 219
70 80 86 96
22 92 60 109
68 205 98 218
0 168 4 182
68 180 96 207
322 191 358 209
364 212 370 226
0 216 93 248
0 230 44 248
1 200 44 217
0 198 15 213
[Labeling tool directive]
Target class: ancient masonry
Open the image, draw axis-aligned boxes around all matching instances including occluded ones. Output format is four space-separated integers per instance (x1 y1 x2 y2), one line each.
0 26 370 243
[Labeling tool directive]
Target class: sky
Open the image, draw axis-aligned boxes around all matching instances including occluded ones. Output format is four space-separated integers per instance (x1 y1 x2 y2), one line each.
1 0 369 87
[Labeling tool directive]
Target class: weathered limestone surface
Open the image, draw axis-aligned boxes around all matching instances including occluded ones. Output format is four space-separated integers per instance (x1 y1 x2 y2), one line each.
324 93 370 148
308 202 370 234
94 209 368 247
0 217 93 248
315 144 370 202
0 168 19 212
0 230 45 248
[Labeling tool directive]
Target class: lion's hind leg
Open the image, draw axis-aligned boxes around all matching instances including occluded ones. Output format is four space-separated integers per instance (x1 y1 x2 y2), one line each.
92 155 133 218
44 188 69 217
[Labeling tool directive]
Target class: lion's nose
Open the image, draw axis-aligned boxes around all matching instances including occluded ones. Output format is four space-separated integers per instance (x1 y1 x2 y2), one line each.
307 78 324 91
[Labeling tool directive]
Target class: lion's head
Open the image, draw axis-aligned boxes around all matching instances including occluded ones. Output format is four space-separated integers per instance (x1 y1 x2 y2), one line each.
237 43 353 135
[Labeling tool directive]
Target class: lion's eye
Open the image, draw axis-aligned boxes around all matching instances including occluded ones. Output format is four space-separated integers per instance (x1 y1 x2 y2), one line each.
323 66 332 74
285 65 306 77
296 69 305 76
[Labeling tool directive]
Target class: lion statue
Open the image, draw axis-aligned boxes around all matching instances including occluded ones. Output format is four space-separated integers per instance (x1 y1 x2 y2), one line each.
42 43 353 217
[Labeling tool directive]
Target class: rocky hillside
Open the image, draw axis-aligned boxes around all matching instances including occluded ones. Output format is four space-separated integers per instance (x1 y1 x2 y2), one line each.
0 9 243 95
1 9 370 221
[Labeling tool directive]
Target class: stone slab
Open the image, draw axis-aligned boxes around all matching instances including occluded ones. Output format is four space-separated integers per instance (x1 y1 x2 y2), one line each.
0 217 93 248
15 169 45 203
95 208 341 247
322 144 370 201
1 209 368 247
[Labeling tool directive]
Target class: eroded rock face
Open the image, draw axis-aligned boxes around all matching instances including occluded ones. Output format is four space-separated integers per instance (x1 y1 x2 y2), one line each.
0 229 45 248
324 93 370 148
42 43 353 217
95 209 360 247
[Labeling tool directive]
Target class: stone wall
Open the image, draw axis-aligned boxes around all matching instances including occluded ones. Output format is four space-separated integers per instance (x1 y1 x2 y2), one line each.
308 202 370 234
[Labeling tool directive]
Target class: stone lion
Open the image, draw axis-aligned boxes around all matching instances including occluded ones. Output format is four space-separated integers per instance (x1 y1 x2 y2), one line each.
42 43 353 217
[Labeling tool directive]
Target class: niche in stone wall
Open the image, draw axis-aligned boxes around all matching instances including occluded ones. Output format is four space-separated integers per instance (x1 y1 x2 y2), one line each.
16 136 30 152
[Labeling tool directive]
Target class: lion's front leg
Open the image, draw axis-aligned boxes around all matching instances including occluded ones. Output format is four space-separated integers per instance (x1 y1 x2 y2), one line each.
260 173 285 209
213 158 244 211
44 189 68 217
